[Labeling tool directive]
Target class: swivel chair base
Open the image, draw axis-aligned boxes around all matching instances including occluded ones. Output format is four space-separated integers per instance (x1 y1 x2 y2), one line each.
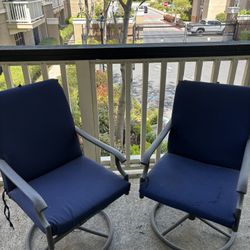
151 203 237 250
26 211 113 250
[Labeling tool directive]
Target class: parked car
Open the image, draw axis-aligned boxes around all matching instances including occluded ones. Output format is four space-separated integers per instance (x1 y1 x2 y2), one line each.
187 20 226 35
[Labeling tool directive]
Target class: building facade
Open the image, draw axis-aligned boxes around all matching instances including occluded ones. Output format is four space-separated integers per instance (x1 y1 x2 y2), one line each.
0 0 69 46
191 0 250 22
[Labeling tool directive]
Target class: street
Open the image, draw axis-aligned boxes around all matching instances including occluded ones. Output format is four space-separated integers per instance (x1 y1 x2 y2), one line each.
140 8 233 43
113 59 245 120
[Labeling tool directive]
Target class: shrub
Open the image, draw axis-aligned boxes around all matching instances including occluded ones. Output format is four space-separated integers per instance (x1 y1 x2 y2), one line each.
65 17 73 24
87 38 100 44
107 39 119 44
60 24 73 44
239 9 250 15
39 37 58 45
239 31 250 40
130 144 140 155
181 12 190 21
146 131 156 144
216 12 226 22
148 108 158 125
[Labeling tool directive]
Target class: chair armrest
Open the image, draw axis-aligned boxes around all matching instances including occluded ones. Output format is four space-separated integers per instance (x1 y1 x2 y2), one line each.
140 119 172 181
237 137 250 194
0 160 48 213
75 127 126 163
141 119 172 166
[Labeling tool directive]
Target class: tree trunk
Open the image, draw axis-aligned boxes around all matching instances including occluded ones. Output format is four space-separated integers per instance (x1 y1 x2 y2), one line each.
115 0 133 145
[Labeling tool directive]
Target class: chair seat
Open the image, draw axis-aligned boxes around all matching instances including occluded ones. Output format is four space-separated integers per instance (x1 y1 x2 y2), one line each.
140 153 239 228
9 156 130 235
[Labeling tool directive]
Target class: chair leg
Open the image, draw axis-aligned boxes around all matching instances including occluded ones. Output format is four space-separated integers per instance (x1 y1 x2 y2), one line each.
46 226 55 250
77 211 114 250
150 203 237 250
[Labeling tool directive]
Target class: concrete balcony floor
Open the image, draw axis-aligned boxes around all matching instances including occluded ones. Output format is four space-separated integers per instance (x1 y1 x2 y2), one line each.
1 178 250 250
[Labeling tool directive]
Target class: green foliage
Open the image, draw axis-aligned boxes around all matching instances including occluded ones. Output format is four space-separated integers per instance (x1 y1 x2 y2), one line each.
239 9 250 15
87 38 100 44
146 131 156 144
180 12 190 21
64 66 163 157
94 1 103 18
161 140 168 153
149 1 165 12
60 24 73 43
239 31 250 40
107 39 119 44
216 12 226 22
150 0 191 15
148 108 158 125
0 65 41 91
130 144 140 155
63 65 81 127
39 37 58 45
65 17 73 24
29 65 42 82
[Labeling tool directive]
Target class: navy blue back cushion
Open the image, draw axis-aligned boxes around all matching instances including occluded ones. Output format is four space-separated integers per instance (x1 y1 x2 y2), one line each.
0 80 82 192
168 81 250 170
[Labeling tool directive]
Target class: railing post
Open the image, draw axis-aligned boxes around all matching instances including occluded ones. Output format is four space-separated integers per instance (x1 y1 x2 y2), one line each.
156 61 167 162
242 59 250 87
211 59 221 83
2 65 13 89
24 3 31 23
76 61 99 161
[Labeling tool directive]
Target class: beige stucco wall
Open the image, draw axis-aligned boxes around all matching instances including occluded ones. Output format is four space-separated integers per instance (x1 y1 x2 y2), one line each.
47 23 60 43
69 0 80 17
39 22 48 41
73 22 82 43
23 30 35 45
202 0 230 20
0 13 15 45
206 0 228 19
191 0 202 22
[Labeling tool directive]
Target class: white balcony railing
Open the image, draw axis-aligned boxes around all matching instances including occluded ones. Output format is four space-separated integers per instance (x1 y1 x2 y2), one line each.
0 43 250 174
52 0 63 9
3 0 44 23
42 0 52 5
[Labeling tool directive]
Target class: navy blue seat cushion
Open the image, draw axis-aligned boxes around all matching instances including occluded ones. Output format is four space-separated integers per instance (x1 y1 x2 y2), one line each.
9 156 130 235
0 80 82 192
168 81 250 170
140 153 239 228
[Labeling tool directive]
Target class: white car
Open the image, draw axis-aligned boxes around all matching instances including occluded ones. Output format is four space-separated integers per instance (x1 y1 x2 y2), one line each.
187 20 225 35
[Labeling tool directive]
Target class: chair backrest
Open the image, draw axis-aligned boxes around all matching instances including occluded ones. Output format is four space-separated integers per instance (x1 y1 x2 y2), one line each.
0 79 82 192
168 81 250 170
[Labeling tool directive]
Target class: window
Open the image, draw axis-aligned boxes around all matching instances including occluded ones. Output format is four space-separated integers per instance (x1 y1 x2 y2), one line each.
14 32 25 46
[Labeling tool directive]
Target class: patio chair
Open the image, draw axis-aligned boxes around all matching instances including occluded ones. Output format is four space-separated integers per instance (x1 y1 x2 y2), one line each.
0 79 130 250
139 80 250 249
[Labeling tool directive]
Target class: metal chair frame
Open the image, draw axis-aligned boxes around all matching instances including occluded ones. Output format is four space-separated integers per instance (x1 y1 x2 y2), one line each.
0 127 129 250
140 119 250 250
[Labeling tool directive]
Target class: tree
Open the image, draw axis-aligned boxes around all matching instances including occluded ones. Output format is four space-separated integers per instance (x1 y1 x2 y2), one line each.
167 0 191 21
113 0 133 146
83 0 94 43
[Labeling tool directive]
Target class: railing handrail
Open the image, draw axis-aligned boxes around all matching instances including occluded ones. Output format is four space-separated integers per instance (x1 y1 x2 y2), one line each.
3 0 42 4
0 42 250 62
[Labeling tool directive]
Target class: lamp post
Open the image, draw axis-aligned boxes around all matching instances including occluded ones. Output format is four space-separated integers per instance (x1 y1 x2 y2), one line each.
99 13 105 45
